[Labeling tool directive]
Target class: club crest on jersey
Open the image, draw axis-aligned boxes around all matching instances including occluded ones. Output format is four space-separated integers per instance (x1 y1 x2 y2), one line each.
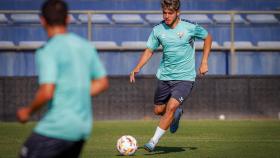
177 32 184 39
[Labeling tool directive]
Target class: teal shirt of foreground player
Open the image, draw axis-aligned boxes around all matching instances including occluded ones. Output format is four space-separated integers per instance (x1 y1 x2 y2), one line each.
34 33 106 141
146 19 208 81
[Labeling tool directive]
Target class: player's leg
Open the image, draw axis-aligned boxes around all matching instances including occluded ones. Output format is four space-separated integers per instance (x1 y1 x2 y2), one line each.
154 104 166 115
144 80 170 152
159 98 181 130
169 104 184 133
169 81 194 133
144 81 195 152
144 98 180 152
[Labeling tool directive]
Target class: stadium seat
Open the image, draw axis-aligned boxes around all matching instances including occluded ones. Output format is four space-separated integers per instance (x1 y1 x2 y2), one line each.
10 14 40 23
0 41 15 48
0 14 8 23
257 41 280 49
211 41 222 49
68 14 77 24
223 41 255 49
194 41 204 49
112 14 144 24
78 14 111 24
19 41 45 48
181 14 212 24
246 14 278 23
121 41 147 50
91 41 119 50
195 41 221 49
212 14 245 24
145 14 163 24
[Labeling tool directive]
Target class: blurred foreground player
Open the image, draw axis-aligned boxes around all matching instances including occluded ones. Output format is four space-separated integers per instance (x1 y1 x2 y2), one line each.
17 0 109 157
130 0 212 152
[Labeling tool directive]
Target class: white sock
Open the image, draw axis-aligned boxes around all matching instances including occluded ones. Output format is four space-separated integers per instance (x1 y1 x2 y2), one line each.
150 126 166 145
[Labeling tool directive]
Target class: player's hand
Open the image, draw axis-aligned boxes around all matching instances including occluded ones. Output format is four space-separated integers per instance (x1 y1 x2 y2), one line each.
17 107 32 124
130 68 140 83
198 63 208 77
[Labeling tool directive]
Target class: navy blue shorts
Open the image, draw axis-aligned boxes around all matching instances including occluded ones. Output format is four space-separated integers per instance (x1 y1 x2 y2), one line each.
154 80 194 105
19 132 85 158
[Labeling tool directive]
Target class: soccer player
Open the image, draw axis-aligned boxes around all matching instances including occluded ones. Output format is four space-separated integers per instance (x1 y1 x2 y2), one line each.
16 0 109 157
130 0 212 152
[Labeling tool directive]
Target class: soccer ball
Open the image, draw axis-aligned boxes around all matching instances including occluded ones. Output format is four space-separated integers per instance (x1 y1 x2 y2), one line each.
116 135 138 156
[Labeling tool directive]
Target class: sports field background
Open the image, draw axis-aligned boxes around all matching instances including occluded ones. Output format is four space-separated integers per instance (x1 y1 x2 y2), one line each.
1 120 280 158
0 1 280 158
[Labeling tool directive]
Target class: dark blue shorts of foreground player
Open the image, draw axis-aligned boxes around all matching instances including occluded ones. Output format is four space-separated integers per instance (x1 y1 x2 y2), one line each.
19 132 85 158
154 80 194 105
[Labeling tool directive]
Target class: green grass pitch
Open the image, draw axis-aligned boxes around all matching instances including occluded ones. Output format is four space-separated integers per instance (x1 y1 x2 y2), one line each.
0 120 280 158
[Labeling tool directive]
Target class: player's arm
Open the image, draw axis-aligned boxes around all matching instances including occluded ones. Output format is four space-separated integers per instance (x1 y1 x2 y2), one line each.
90 76 109 96
199 33 212 76
17 84 55 123
130 48 154 83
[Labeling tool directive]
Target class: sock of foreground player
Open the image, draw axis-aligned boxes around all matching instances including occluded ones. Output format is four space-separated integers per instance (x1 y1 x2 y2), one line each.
150 126 166 145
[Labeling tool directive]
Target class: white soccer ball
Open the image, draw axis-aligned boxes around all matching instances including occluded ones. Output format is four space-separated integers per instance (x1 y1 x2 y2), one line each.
116 135 138 156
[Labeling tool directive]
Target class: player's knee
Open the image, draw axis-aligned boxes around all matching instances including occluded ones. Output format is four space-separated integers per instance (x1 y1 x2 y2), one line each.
154 108 163 115
154 106 165 115
154 110 160 115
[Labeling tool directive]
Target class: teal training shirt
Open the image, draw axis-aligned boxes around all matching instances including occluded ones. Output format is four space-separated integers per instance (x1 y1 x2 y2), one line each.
146 19 208 81
34 33 106 141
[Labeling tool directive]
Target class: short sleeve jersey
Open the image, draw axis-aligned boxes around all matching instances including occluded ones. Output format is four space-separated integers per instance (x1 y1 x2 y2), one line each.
34 33 106 141
146 19 208 81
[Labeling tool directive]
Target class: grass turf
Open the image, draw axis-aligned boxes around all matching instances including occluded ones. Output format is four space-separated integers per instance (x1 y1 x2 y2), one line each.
0 120 280 158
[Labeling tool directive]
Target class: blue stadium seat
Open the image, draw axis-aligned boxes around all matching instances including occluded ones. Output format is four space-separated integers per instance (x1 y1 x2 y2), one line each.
19 41 45 48
10 14 40 23
145 14 163 24
223 41 255 49
212 14 245 24
195 41 221 49
78 14 111 24
257 41 280 49
246 14 278 23
68 14 77 24
0 41 15 47
181 14 212 24
91 41 119 50
0 14 8 23
121 41 147 50
112 14 144 24
211 41 222 49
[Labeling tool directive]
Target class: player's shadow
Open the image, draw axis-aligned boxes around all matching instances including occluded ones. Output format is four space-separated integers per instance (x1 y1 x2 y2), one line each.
141 146 197 155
